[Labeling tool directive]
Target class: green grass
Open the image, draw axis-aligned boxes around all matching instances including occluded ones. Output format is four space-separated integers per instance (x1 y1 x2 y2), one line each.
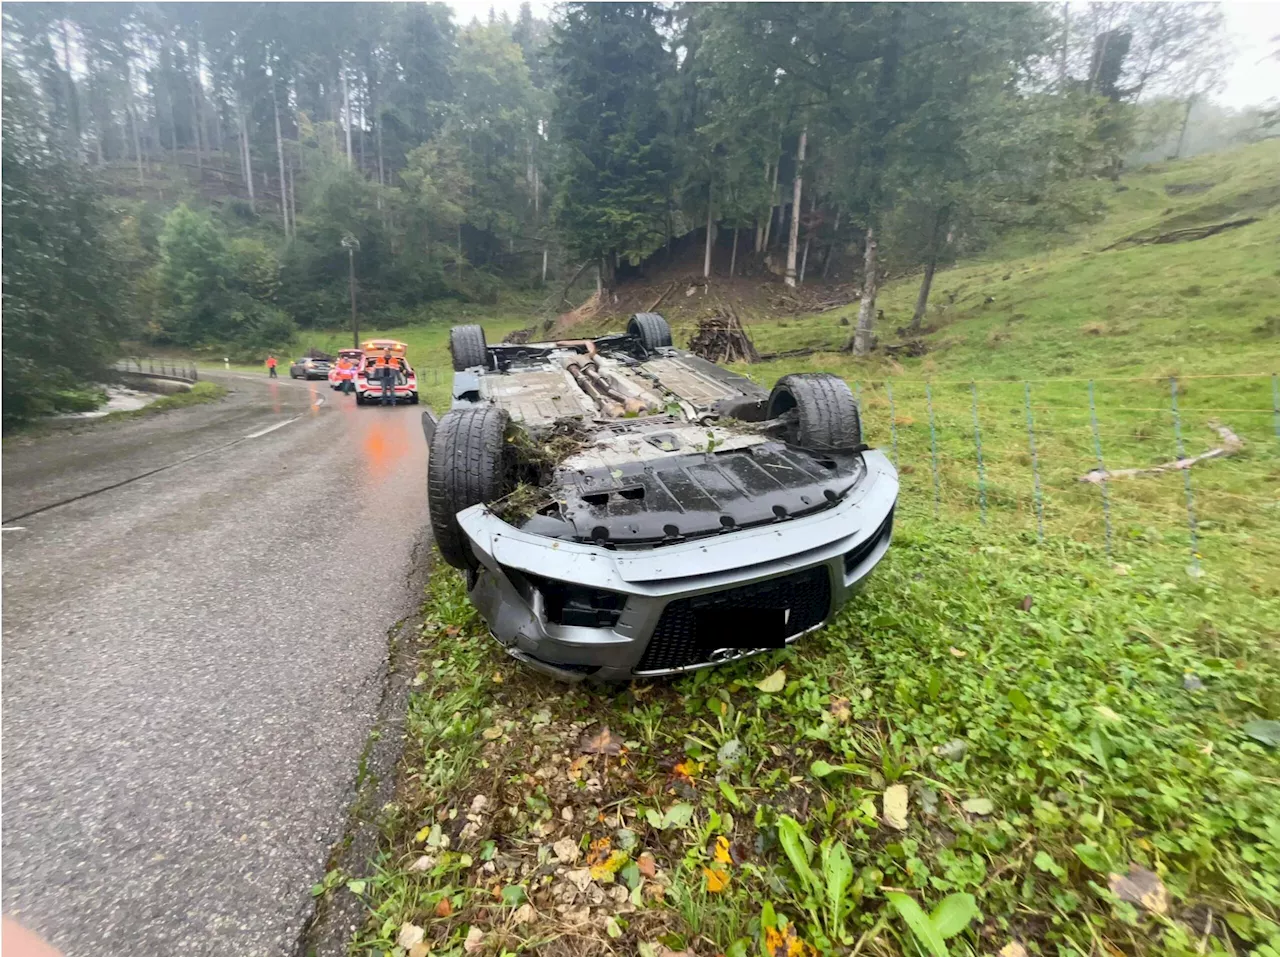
344 503 1280 957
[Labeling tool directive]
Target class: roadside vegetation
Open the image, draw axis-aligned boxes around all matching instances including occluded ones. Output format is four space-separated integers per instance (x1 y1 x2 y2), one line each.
323 140 1280 956
335 498 1279 957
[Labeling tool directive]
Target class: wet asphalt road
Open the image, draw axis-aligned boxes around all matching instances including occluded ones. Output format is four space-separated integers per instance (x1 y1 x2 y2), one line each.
2 372 431 956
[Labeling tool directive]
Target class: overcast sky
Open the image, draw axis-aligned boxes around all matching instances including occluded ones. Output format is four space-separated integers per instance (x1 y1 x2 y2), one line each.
446 0 1279 110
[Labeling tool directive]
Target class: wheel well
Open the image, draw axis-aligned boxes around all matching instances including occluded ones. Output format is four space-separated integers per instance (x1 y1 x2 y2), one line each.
766 386 798 420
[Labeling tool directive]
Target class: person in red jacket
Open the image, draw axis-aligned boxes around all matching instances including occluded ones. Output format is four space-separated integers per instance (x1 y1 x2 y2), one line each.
266 355 278 378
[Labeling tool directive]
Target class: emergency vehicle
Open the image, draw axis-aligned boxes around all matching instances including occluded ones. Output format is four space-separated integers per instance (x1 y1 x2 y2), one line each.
328 348 365 389
354 340 419 406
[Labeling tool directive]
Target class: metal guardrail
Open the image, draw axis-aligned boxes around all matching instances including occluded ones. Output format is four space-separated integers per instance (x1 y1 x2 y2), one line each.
116 358 199 382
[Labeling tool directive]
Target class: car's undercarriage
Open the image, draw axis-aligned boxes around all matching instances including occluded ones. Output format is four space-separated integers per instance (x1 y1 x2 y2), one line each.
422 313 898 680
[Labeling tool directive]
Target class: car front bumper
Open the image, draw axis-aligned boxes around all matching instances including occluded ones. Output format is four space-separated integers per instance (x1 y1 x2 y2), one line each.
456 449 899 681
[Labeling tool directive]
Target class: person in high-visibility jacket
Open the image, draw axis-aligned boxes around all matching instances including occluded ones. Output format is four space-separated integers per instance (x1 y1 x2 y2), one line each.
266 355 278 378
336 357 355 394
378 350 397 405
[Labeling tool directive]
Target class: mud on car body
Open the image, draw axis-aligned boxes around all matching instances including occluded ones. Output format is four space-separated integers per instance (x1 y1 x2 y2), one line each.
423 314 898 681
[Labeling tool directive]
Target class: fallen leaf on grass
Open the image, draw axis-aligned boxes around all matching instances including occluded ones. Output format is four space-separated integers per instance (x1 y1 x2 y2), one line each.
756 668 786 693
1243 719 1280 747
580 726 623 755
409 944 429 957
961 797 994 816
567 755 589 780
829 696 851 722
435 898 453 917
713 835 732 864
999 943 1029 957
637 852 657 878
765 924 817 957
673 759 699 783
882 784 909 830
1020 595 1033 611
703 866 730 892
512 902 536 925
463 926 485 954
590 850 630 882
949 646 967 658
408 854 435 872
1108 864 1169 915
482 725 504 740
397 923 425 949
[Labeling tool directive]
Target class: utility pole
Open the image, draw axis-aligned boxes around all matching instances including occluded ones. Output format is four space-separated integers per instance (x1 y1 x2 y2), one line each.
342 234 360 348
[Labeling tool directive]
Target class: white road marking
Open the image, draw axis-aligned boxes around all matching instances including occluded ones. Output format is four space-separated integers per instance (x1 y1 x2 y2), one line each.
3 526 28 532
244 417 301 440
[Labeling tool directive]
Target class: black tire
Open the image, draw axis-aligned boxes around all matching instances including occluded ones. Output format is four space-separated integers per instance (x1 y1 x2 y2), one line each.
627 312 672 351
450 324 488 371
355 392 366 406
428 407 514 569
766 373 862 451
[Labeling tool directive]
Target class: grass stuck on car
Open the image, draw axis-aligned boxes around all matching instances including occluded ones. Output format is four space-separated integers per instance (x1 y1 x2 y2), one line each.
424 313 898 681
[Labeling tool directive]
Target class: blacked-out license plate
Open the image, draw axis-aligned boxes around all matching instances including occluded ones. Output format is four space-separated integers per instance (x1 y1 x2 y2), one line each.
695 607 789 649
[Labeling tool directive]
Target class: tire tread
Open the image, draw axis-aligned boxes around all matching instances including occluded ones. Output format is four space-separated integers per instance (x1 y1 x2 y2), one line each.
428 407 510 568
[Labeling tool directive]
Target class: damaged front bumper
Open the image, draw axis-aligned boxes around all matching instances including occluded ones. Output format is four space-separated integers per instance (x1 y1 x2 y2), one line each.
455 449 899 681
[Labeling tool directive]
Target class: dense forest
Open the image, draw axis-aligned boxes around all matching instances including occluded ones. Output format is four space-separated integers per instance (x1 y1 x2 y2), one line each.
3 1 1270 425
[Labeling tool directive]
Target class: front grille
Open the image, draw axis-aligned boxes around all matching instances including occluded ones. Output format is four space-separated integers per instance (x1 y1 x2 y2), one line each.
637 566 832 672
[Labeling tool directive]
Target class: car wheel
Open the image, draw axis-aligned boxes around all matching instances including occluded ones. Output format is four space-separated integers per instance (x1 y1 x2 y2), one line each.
428 407 514 570
450 324 488 371
355 392 365 406
765 373 862 451
409 393 420 405
627 312 673 351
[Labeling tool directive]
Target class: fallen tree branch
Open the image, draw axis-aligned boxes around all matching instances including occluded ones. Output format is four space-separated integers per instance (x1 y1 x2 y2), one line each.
1103 218 1258 251
646 281 677 313
1080 421 1243 483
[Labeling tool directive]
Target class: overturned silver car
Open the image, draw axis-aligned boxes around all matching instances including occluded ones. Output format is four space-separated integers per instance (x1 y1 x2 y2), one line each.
423 313 898 681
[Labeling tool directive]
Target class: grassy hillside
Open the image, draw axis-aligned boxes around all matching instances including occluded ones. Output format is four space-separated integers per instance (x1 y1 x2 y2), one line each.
740 138 1280 380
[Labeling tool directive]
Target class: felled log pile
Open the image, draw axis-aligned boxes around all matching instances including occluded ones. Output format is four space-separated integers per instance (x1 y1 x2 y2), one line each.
688 306 760 364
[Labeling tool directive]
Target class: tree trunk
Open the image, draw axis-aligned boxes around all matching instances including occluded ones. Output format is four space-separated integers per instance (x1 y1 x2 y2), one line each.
190 84 204 182
272 83 289 236
1059 1 1069 90
374 78 385 186
761 158 779 251
287 161 297 237
703 180 714 279
909 258 937 332
126 61 145 188
784 129 807 287
1175 95 1195 158
729 228 739 278
239 106 255 212
542 248 548 284
849 229 878 355
341 65 353 167
823 208 841 279
755 161 768 252
60 19 83 162
356 72 367 173
799 235 811 285
909 208 948 331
